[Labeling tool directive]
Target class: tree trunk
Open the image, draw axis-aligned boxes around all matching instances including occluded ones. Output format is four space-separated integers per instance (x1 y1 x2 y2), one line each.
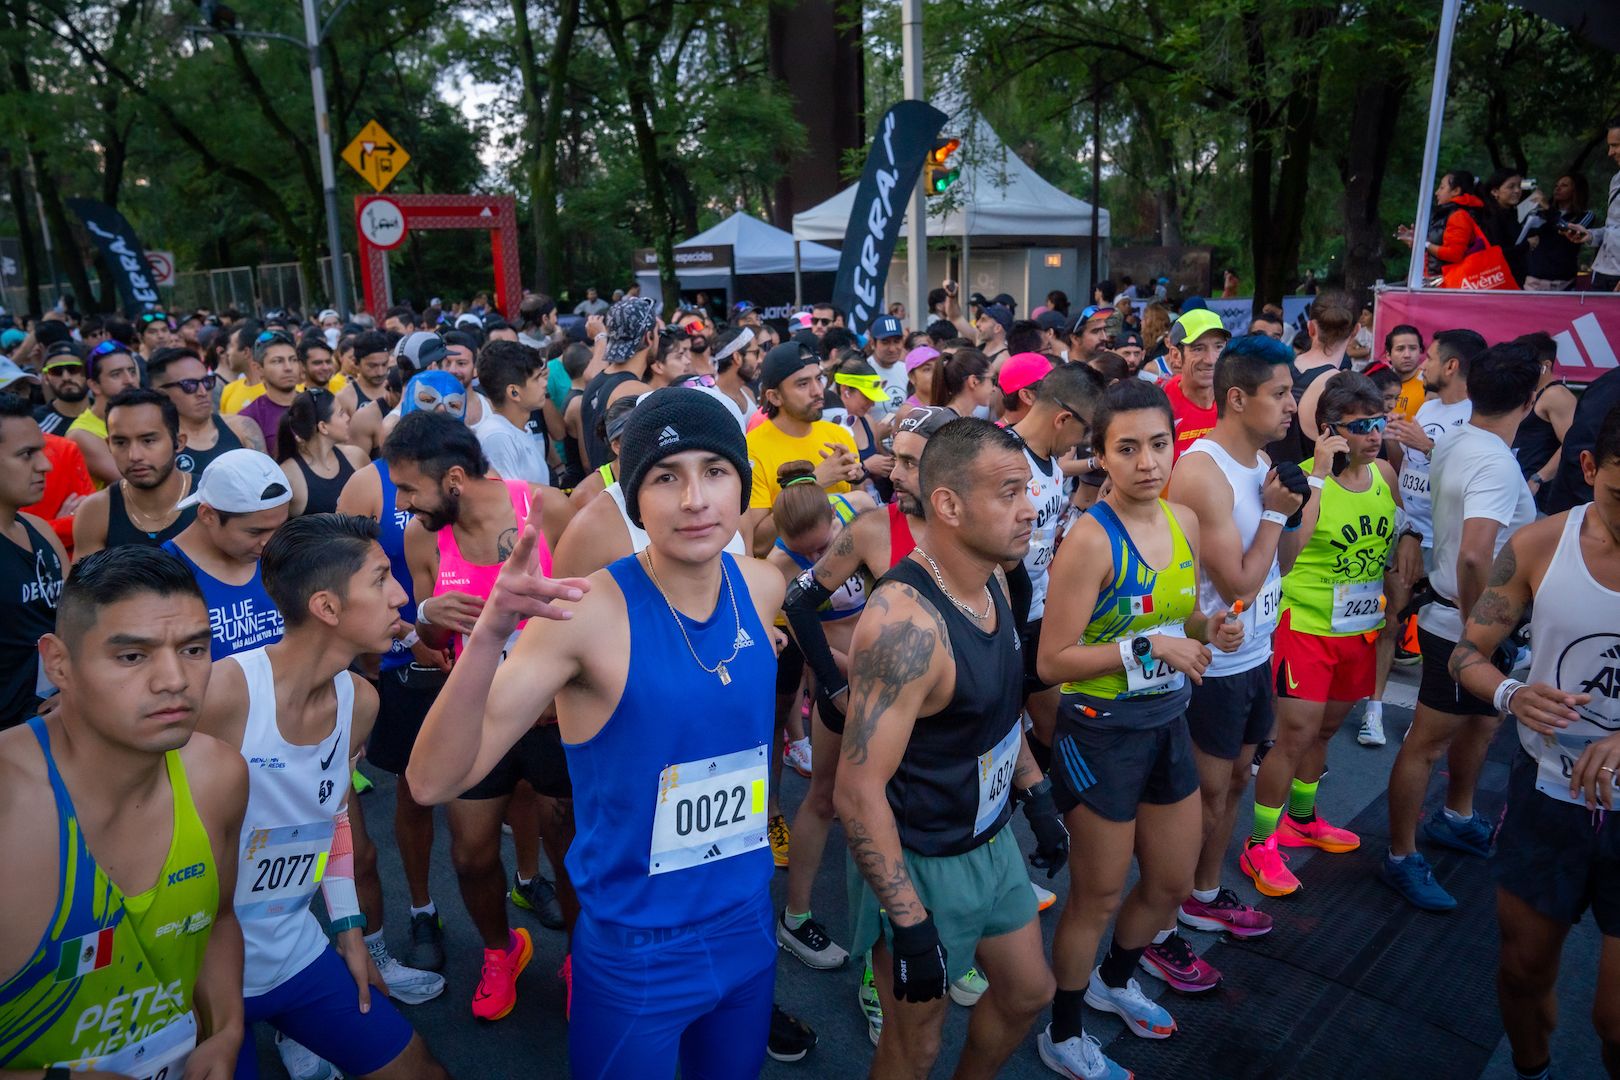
535 0 581 295
1341 74 1407 305
7 163 42 315
511 0 546 290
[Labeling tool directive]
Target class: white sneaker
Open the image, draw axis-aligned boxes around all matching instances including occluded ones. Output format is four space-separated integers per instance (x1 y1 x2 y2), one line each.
368 935 446 1004
1083 969 1175 1039
1037 1024 1133 1079
1032 881 1057 911
949 966 988 1006
783 736 812 778
275 1032 337 1080
1357 713 1386 747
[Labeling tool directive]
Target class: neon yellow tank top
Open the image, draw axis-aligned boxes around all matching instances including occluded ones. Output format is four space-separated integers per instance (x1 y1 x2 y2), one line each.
0 719 217 1072
1280 460 1396 636
1062 500 1198 698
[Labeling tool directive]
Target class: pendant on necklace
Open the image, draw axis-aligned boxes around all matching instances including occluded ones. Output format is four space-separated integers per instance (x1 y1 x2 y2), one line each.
717 662 731 686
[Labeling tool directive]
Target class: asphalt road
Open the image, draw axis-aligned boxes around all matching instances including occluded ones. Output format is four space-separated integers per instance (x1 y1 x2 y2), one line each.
252 663 1607 1078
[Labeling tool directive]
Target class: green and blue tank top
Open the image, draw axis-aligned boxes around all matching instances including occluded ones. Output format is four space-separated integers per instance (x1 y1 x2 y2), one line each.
0 718 217 1072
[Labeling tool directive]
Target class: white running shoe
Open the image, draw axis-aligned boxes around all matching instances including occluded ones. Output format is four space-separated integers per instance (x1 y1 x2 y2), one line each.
1084 968 1175 1039
274 1032 337 1080
783 736 813 778
1032 881 1057 911
1357 713 1386 747
949 966 988 1006
368 935 447 1004
1037 1024 1133 1079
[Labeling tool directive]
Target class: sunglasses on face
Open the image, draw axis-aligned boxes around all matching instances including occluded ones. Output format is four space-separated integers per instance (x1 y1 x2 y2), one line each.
159 373 220 395
90 340 128 358
256 330 294 346
1332 416 1388 436
811 317 833 327
139 312 170 325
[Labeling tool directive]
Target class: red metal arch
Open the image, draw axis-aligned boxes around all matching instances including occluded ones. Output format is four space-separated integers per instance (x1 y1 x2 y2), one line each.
355 194 521 321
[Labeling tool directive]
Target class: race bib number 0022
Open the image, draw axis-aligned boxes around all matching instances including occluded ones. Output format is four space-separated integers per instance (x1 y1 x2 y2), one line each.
649 744 769 876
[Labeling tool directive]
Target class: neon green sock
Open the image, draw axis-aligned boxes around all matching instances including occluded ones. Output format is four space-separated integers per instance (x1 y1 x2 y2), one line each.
1249 803 1283 846
1288 778 1320 822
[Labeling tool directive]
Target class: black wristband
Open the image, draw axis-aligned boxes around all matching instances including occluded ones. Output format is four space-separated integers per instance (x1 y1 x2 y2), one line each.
1016 776 1054 805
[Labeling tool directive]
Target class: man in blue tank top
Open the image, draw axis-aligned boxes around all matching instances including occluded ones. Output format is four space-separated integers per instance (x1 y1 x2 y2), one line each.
163 448 291 661
409 388 792 1078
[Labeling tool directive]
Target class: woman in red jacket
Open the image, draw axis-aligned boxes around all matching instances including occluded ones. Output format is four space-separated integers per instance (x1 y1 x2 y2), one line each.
1398 170 1490 278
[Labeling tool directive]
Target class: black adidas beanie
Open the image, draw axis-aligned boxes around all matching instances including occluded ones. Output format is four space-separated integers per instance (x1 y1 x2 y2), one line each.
619 387 752 528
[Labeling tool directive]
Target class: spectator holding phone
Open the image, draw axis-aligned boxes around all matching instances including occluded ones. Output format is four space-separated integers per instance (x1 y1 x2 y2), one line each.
1522 174 1594 290
1561 118 1620 291
1396 170 1489 280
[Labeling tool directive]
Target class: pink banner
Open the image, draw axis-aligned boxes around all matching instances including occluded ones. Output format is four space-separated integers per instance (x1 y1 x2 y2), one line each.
1371 287 1620 385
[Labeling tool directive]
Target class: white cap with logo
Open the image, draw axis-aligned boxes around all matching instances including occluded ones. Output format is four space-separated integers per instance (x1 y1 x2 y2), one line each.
176 448 293 512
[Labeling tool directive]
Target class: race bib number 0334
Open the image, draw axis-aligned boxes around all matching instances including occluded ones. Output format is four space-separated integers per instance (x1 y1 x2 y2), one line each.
649 744 769 876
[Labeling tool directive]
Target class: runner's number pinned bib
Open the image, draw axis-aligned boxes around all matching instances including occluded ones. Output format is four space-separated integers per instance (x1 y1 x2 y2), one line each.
236 821 334 922
1536 731 1609 806
975 722 1021 837
1124 625 1187 695
649 744 769 875
61 1010 195 1080
1331 581 1383 634
1246 576 1282 638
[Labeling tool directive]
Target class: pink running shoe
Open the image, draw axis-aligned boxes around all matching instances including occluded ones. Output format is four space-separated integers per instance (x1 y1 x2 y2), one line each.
1278 813 1360 853
1178 887 1273 938
1240 834 1300 897
1140 931 1222 993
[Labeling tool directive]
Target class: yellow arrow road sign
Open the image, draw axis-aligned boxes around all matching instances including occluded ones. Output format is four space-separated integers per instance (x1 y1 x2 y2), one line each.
341 120 410 193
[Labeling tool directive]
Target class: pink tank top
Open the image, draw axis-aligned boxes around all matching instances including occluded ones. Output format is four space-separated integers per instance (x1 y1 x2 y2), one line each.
434 479 552 655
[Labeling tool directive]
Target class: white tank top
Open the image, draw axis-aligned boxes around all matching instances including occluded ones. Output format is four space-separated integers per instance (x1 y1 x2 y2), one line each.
605 480 747 557
1182 438 1280 677
1522 505 1620 804
231 646 355 997
1019 445 1073 622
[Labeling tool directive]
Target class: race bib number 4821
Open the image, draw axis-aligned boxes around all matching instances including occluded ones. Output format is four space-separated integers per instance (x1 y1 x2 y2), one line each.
649 745 769 876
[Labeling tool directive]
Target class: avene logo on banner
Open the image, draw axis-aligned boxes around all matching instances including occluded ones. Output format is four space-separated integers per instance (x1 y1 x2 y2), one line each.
1372 287 1619 384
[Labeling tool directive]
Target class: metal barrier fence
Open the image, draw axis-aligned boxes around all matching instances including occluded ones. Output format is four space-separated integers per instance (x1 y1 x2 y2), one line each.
0 255 358 319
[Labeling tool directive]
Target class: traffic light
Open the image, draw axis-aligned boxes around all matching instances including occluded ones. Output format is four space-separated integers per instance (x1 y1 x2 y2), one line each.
924 137 961 196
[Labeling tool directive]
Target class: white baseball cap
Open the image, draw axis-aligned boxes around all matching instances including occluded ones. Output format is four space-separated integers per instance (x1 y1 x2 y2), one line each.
177 449 293 512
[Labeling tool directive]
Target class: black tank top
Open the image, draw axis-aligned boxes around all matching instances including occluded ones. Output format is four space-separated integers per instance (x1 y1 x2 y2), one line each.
1513 382 1565 479
558 389 586 490
1265 360 1344 465
0 517 62 729
580 370 638 470
106 483 196 549
176 414 243 476
292 450 356 516
352 380 377 410
877 557 1024 856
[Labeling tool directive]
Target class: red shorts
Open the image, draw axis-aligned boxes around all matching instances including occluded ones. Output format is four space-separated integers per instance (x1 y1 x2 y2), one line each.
1271 608 1377 704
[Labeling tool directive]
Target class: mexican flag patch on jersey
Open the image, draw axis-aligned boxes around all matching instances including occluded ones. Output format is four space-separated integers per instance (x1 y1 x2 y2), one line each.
56 926 115 981
1116 595 1154 617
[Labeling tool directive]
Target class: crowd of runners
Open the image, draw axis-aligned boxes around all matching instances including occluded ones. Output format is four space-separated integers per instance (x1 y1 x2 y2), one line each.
0 288 1615 1080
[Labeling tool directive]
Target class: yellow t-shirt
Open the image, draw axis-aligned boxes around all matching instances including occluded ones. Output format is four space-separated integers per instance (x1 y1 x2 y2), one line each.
746 418 858 509
1393 373 1425 421
297 373 349 395
220 376 266 415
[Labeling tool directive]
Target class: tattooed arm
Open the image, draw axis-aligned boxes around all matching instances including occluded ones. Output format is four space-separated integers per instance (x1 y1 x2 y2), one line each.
1451 519 1587 733
784 508 889 703
833 581 949 928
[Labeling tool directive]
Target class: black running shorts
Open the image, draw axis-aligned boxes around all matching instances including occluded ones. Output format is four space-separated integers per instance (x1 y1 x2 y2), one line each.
368 663 448 775
1185 663 1274 760
461 723 573 801
1050 703 1199 823
1416 626 1494 716
1496 751 1620 936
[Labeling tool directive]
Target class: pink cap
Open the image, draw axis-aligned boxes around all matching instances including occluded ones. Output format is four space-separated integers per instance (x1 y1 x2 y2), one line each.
789 311 813 331
998 352 1053 395
905 345 941 372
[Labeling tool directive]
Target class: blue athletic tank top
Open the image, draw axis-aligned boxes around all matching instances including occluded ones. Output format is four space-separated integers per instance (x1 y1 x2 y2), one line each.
160 541 283 660
374 460 417 673
563 553 775 928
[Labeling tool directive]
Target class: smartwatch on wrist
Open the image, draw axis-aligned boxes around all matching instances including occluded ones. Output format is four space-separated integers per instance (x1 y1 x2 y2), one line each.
1131 635 1153 666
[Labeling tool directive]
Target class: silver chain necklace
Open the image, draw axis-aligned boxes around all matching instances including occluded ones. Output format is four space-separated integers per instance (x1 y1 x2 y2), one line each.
915 547 992 621
640 551 742 685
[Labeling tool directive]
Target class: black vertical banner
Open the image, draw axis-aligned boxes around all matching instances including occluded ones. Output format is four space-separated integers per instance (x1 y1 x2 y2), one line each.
66 199 161 314
830 101 947 336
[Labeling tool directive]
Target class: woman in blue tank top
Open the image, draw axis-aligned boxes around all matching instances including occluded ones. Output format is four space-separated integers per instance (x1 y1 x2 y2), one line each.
405 389 790 1079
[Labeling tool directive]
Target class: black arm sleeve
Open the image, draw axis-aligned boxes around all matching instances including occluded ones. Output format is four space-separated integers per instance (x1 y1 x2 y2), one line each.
1005 561 1033 630
783 568 846 696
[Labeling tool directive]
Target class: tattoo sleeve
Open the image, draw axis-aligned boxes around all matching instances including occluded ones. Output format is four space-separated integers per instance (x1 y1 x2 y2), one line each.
1487 541 1518 587
844 815 923 924
842 608 936 767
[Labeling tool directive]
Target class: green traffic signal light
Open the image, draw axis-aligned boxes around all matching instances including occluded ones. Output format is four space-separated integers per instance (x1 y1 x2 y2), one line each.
928 167 960 195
